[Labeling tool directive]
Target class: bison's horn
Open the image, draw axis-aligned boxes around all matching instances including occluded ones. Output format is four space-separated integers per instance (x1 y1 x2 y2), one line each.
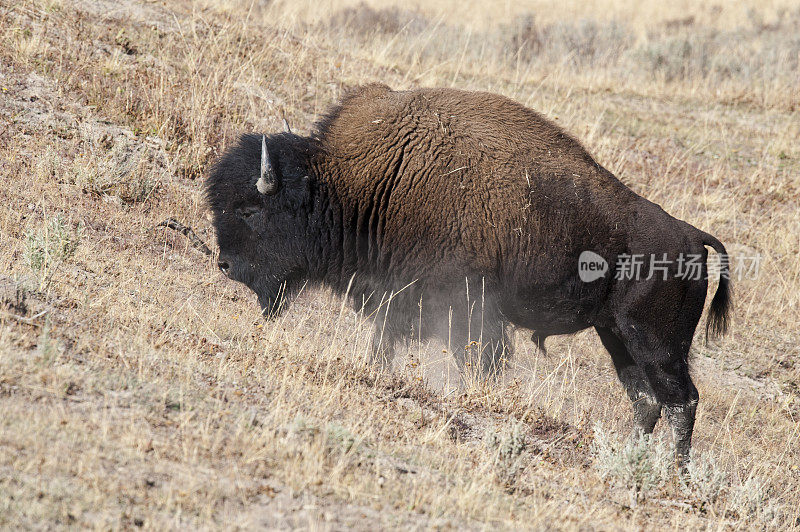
257 135 278 195
282 118 292 134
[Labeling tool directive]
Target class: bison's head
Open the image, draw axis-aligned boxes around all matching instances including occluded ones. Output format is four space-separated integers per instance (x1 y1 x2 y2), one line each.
205 133 312 318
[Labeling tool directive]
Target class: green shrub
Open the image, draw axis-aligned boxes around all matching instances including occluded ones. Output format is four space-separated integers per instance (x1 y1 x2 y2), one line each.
24 213 82 290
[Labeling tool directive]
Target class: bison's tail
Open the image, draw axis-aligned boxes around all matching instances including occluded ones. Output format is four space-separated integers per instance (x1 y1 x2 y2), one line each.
699 231 732 340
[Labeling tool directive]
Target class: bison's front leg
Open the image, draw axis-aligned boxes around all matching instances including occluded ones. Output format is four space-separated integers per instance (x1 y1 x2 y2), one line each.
366 299 409 370
369 324 398 369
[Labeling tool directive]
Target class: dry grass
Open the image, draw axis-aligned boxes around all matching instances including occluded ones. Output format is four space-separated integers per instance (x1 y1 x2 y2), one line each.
1 0 799 528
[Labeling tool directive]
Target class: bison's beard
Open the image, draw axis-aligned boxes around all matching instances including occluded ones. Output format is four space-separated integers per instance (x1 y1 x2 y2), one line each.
254 269 306 319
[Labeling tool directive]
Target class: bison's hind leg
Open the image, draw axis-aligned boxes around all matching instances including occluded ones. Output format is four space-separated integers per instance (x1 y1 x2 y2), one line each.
445 311 512 381
481 321 513 378
595 326 662 436
598 296 702 466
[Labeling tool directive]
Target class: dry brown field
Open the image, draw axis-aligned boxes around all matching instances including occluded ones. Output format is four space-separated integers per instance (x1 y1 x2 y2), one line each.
1 0 799 528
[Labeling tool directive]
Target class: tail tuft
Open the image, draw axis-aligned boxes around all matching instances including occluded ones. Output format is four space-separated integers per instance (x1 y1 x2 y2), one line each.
706 273 731 339
702 232 732 340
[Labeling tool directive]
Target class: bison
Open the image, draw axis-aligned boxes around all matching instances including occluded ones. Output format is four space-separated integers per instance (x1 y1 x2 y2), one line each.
206 84 730 462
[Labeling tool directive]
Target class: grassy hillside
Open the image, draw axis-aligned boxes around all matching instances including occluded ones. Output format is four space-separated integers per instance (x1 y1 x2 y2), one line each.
1 0 799 528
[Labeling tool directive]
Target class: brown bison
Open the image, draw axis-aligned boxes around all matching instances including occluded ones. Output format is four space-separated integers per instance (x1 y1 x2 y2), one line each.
206 84 730 462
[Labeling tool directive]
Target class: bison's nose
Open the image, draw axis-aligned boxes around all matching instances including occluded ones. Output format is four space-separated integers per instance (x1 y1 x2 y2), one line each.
218 260 230 276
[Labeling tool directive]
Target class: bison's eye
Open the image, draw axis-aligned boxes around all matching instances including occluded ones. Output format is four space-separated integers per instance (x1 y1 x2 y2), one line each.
237 206 260 219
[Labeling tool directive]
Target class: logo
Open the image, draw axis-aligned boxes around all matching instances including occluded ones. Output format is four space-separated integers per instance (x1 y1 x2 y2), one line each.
578 251 608 282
